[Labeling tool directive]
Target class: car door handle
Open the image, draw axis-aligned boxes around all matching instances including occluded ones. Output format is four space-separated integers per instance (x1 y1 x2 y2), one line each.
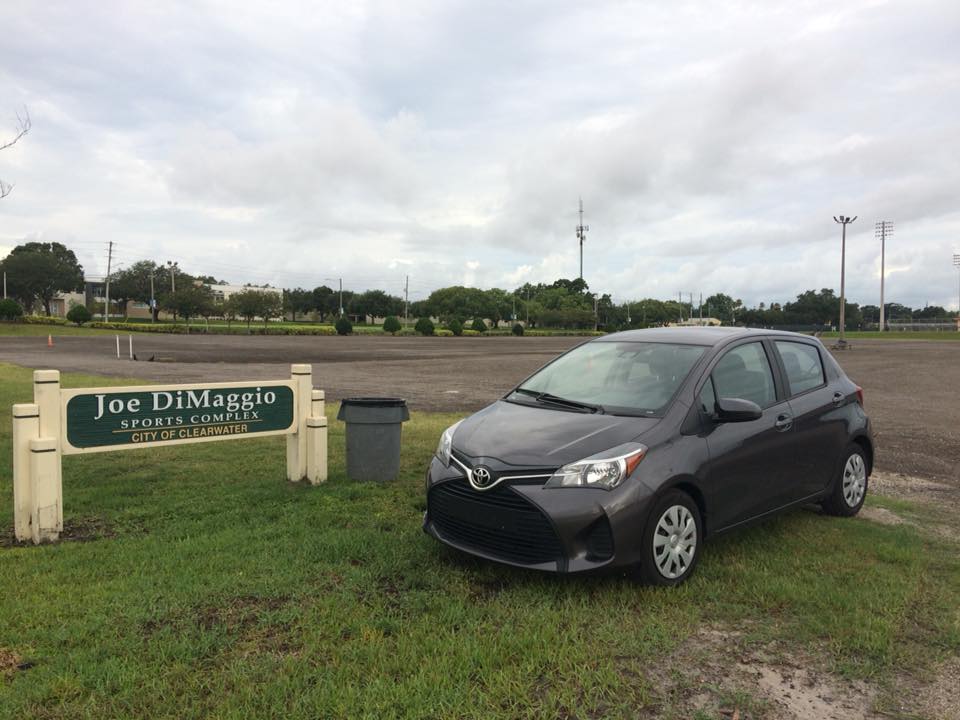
832 392 845 405
775 414 793 431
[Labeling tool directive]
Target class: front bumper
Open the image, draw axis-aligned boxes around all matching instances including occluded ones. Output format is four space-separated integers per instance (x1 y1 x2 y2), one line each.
422 455 654 573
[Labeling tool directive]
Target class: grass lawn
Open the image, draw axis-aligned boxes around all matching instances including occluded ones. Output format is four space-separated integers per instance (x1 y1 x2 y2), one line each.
819 330 960 341
0 363 958 719
0 324 120 337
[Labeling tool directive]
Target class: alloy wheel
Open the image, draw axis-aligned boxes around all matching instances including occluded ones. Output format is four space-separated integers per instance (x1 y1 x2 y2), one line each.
653 505 697 579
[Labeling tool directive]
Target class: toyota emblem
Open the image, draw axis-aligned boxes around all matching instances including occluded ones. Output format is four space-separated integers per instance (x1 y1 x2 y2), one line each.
470 466 493 489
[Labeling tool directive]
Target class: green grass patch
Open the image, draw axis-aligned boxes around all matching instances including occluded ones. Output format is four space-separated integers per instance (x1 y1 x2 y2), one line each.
0 323 120 337
0 363 957 718
820 330 960 341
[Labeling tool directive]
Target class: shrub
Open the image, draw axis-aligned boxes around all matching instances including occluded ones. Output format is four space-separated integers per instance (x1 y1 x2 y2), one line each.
382 316 402 334
462 328 481 336
0 298 24 321
512 323 524 336
66 304 93 326
435 328 454 337
22 315 68 326
335 317 353 336
447 318 463 336
414 317 434 336
471 317 487 333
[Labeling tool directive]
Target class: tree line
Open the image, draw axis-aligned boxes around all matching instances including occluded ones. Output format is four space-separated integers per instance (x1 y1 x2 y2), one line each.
0 241 956 328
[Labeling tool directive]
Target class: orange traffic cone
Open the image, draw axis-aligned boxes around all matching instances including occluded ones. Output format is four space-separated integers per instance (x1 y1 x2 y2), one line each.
47 334 53 347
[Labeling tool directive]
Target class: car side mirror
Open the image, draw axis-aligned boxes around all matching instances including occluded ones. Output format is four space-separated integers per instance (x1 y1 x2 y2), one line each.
715 397 762 422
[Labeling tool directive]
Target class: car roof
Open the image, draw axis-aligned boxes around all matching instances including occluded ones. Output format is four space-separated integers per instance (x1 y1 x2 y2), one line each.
598 326 817 347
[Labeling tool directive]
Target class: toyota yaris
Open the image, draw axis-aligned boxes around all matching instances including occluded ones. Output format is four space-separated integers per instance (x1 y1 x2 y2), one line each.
423 327 873 585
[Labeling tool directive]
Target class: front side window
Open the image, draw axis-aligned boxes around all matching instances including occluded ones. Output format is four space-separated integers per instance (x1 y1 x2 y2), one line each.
514 341 707 416
698 376 717 415
775 341 825 395
712 342 776 408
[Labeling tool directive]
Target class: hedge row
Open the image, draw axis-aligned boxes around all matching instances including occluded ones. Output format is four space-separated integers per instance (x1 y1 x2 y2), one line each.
22 315 69 326
84 321 340 336
22 314 605 337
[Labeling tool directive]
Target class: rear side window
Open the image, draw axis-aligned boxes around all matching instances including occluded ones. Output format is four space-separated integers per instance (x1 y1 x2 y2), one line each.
775 341 825 395
712 342 776 408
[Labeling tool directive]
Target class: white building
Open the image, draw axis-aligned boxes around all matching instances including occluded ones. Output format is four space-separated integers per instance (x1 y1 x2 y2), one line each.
208 283 282 303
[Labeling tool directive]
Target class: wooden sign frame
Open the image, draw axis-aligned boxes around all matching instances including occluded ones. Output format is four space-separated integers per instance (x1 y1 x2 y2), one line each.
11 364 327 544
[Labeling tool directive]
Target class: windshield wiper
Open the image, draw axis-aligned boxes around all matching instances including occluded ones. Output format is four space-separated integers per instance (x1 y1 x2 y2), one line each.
514 388 603 414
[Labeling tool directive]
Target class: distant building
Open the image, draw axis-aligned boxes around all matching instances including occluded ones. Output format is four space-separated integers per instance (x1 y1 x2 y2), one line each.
50 280 281 320
208 283 282 303
668 317 722 327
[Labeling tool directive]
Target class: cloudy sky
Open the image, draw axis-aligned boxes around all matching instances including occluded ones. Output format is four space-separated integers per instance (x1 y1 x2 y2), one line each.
2 0 959 309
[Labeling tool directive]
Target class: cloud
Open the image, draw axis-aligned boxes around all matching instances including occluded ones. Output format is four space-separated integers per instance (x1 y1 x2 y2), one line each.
2 0 959 309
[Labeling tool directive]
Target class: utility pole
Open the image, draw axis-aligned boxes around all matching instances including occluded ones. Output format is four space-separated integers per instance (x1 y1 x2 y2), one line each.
593 293 598 332
833 215 857 345
954 253 960 318
525 286 530 325
104 241 114 322
3 271 6 299
339 278 343 317
165 260 178 321
149 269 156 323
576 197 589 280
404 274 409 324
699 292 703 323
876 221 893 331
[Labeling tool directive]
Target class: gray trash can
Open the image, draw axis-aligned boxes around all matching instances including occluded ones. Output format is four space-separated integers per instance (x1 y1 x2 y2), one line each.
337 398 410 481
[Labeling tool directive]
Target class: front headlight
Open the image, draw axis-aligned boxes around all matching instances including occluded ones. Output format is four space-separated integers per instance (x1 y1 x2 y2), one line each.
545 443 647 490
435 420 463 467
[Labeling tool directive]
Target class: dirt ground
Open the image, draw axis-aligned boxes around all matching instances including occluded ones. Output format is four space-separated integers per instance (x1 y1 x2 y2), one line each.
2 332 957 486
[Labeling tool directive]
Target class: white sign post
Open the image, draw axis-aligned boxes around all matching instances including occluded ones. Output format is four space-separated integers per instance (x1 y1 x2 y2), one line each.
10 364 328 544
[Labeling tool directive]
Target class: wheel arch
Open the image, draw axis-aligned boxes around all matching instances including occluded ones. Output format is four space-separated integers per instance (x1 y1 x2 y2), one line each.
657 475 709 536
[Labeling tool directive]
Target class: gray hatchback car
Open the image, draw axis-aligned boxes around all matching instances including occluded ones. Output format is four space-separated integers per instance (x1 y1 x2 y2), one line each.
423 327 873 585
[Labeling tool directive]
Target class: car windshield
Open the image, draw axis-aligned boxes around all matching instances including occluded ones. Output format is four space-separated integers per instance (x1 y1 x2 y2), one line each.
512 341 707 416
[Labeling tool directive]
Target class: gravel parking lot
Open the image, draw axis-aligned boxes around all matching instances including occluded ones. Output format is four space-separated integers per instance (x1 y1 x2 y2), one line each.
2 331 957 484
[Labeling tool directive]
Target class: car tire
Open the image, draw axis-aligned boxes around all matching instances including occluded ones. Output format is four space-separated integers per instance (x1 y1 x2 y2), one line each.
821 444 869 517
637 489 702 586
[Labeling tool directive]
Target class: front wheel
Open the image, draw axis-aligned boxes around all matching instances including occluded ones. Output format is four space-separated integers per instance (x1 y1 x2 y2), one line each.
821 445 869 517
637 490 702 586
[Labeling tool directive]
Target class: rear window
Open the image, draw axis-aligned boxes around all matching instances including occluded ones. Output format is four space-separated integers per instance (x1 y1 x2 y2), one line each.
775 341 825 395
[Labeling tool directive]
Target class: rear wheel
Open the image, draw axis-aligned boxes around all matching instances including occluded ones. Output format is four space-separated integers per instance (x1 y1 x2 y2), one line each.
637 490 702 586
821 445 868 517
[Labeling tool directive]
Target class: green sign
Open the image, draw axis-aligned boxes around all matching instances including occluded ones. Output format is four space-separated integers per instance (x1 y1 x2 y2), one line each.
64 383 295 451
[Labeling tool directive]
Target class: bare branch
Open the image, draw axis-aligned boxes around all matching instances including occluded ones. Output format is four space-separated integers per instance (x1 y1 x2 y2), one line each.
1 106 30 199
0 106 30 151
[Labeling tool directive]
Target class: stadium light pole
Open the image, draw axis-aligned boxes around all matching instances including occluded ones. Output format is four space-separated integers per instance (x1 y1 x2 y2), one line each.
876 221 893 331
833 215 856 345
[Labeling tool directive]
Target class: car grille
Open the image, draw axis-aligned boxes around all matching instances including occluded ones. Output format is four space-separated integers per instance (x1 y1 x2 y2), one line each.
428 478 563 565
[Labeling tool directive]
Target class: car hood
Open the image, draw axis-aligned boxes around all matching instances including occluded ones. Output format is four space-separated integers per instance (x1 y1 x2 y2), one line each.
453 399 659 467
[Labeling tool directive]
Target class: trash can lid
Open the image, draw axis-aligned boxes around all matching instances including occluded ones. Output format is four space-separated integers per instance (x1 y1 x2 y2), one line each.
340 397 407 408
